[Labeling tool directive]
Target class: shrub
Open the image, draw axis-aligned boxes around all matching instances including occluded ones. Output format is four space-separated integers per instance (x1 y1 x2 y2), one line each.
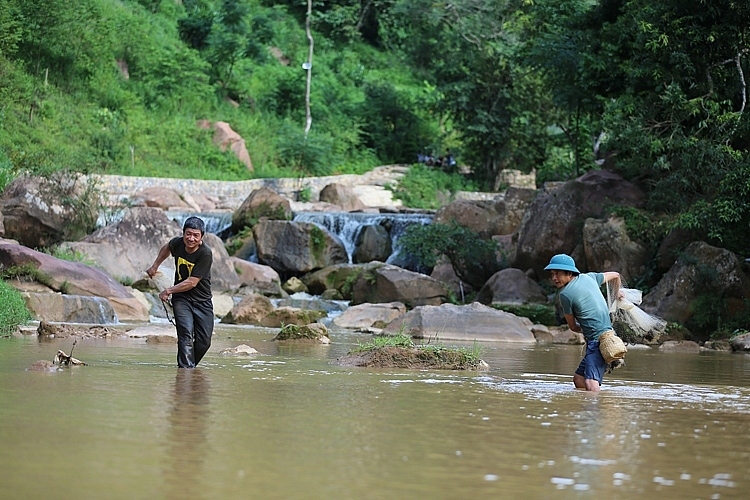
398 222 505 289
0 280 31 335
388 164 475 209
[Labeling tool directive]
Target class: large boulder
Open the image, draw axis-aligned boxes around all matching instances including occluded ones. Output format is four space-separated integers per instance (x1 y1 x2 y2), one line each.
476 268 548 305
232 187 291 232
511 170 647 279
319 183 366 212
130 187 198 211
212 121 253 172
301 263 370 297
582 216 649 284
492 188 538 235
0 174 97 248
332 302 407 329
383 302 536 342
221 293 274 324
0 241 149 321
352 224 392 263
230 257 282 295
351 263 449 308
430 257 475 298
642 241 750 324
433 199 498 238
253 220 348 275
62 208 182 284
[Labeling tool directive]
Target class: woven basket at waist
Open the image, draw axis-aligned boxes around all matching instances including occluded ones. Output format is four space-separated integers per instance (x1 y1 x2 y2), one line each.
599 330 627 363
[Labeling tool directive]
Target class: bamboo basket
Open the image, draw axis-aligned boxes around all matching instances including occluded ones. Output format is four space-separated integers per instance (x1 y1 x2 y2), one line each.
599 330 627 363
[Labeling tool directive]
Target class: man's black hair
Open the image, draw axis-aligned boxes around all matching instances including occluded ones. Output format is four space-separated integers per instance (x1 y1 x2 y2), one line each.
183 216 206 235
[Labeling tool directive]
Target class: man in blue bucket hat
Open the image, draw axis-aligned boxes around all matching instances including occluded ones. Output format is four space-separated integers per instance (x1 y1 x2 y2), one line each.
545 254 621 392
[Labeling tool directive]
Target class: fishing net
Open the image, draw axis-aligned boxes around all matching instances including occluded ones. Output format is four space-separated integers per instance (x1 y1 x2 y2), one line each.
606 280 667 339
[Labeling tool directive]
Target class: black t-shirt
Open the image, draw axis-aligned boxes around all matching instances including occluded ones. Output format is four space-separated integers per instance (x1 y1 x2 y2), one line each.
168 236 213 302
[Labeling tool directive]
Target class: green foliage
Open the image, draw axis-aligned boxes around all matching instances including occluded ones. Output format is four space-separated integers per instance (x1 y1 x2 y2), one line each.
354 333 415 352
389 164 474 209
0 279 31 335
309 225 326 256
491 304 556 326
398 222 506 289
1 263 56 290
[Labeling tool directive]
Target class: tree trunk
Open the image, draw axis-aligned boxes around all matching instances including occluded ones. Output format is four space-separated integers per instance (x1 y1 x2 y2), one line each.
304 0 314 139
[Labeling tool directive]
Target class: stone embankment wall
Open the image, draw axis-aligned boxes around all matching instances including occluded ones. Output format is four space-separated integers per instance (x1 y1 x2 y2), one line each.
90 166 536 210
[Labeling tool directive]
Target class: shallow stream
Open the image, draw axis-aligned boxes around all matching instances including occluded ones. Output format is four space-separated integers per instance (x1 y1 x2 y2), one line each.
1 326 748 499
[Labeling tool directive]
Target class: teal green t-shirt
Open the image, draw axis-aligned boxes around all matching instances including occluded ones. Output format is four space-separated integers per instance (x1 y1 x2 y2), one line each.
559 273 612 341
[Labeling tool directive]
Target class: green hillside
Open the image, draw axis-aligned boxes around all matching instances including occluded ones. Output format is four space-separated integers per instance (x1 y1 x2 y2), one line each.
1 0 749 257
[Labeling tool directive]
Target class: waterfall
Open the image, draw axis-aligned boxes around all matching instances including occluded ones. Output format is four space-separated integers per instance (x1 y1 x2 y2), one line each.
293 211 433 264
97 209 233 236
166 211 233 235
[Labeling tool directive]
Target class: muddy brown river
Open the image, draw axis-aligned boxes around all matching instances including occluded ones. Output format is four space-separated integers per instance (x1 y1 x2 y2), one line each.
1 325 748 499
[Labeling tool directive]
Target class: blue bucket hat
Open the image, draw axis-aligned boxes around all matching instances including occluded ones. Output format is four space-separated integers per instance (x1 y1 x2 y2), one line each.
544 254 580 273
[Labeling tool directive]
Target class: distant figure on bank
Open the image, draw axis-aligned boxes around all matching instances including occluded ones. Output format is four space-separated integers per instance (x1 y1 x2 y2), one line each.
545 254 621 392
147 217 213 368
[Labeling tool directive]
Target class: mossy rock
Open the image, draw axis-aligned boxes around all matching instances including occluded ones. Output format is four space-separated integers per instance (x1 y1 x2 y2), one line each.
335 346 489 370
273 323 330 343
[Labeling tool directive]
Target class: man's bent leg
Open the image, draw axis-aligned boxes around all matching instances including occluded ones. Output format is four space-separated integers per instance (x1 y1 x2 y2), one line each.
192 299 214 366
173 298 196 368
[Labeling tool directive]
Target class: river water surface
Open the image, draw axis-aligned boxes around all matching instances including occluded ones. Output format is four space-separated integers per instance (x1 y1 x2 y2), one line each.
1 326 749 499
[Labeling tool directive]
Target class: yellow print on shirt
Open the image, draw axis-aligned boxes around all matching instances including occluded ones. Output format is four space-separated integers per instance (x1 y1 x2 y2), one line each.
176 257 195 281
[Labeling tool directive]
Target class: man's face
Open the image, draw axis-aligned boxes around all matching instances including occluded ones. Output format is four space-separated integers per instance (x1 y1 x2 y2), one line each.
183 228 203 251
550 270 574 288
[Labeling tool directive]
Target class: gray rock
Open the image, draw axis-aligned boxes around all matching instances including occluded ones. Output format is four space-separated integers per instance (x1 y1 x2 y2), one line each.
0 241 148 321
332 302 407 329
383 302 536 343
351 263 449 308
583 216 649 284
659 340 701 353
511 170 646 279
352 224 392 263
642 242 750 324
476 267 547 305
254 220 348 275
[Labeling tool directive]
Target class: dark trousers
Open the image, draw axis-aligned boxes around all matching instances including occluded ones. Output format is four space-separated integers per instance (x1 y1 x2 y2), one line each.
172 297 214 368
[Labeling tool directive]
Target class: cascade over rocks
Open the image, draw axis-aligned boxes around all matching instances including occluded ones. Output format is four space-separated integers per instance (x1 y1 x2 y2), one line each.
642 241 750 324
582 216 649 284
476 268 548 305
232 187 291 232
511 170 646 279
0 241 148 322
319 183 366 212
350 263 449 308
383 302 536 343
24 293 117 324
253 220 348 275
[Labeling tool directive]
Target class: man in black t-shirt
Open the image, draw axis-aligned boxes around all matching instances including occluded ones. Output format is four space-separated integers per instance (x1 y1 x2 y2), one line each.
147 217 214 368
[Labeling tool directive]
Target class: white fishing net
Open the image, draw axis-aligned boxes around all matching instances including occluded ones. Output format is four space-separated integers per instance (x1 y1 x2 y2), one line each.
606 280 667 338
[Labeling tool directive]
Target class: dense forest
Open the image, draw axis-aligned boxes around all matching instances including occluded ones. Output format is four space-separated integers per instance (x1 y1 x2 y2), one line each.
0 0 749 256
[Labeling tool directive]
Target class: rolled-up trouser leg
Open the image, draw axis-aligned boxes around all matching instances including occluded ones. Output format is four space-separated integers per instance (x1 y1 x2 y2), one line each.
192 299 214 366
172 297 196 368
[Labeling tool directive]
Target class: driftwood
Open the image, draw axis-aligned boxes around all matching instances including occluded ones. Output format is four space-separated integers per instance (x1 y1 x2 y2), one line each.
53 339 87 366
